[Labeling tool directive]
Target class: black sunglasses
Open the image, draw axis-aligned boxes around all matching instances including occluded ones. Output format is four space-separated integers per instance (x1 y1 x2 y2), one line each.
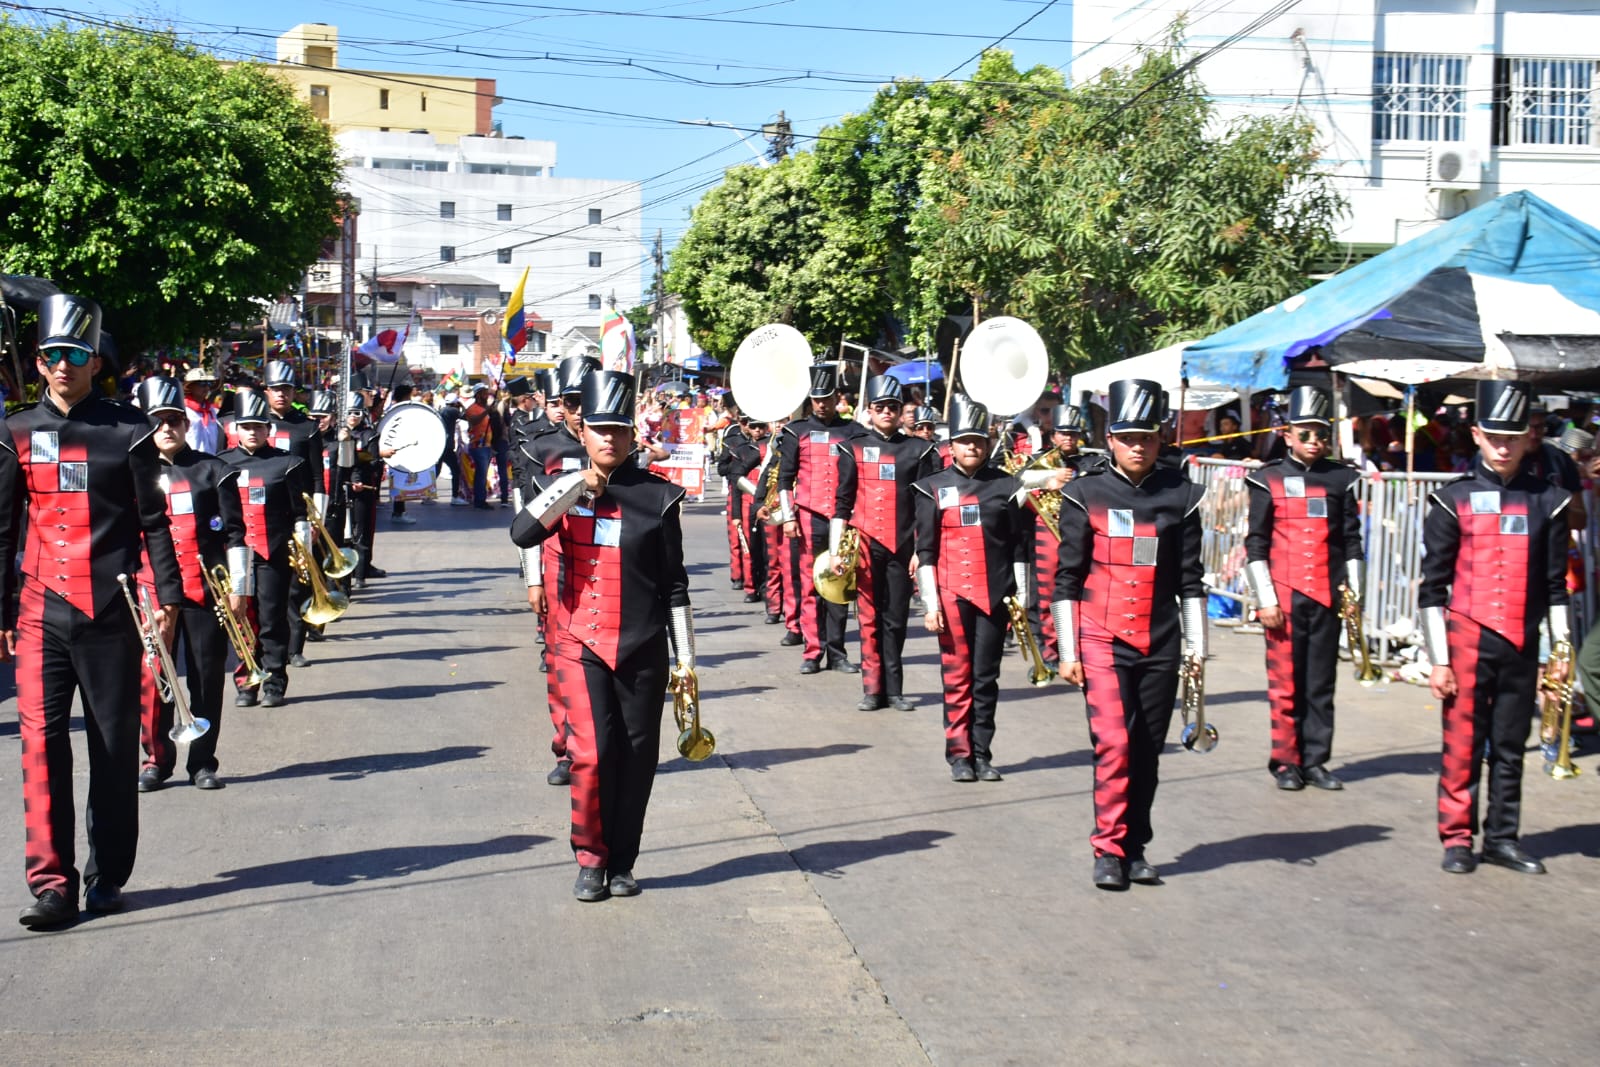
1294 427 1331 443
41 348 93 368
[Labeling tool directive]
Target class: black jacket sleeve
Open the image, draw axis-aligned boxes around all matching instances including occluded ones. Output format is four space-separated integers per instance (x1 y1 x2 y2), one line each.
0 439 23 627
834 445 858 522
1548 489 1573 610
130 433 186 609
912 481 939 570
1243 474 1273 563
1341 470 1365 564
1417 490 1460 611
1054 486 1091 603
1180 482 1206 600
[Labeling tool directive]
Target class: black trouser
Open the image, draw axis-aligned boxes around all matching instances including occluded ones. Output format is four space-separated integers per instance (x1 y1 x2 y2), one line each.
859 537 912 698
142 600 229 776
801 511 849 666
1440 618 1539 849
243 554 291 696
347 488 378 580
1081 627 1180 859
15 582 144 897
1264 589 1340 772
937 595 1005 762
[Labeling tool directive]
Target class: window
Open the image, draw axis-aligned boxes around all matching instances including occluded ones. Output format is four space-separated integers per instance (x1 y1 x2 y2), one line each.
529 332 546 354
377 291 397 305
587 294 602 310
1372 53 1468 142
498 290 512 305
497 248 512 264
588 252 603 268
497 203 513 221
439 201 455 219
440 246 455 262
1495 57 1597 148
462 292 478 307
371 159 447 171
588 208 602 225
379 89 390 110
467 163 543 176
438 334 459 355
308 85 329 121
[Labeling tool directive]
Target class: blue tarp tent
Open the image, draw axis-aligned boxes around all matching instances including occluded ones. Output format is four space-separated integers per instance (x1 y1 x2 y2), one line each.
1183 192 1600 391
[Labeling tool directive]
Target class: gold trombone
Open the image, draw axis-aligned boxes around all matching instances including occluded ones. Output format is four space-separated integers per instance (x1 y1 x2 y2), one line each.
289 536 350 626
302 492 357 580
1004 595 1053 687
204 563 266 689
117 574 210 743
670 663 715 761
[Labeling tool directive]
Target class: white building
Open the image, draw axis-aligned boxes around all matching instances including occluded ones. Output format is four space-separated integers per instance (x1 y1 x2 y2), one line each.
332 129 643 367
1069 1 1599 254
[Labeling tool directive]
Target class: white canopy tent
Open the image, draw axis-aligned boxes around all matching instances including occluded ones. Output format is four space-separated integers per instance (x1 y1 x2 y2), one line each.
1069 342 1239 411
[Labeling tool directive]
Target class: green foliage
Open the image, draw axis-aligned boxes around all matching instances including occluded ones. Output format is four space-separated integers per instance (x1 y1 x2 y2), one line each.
0 19 343 351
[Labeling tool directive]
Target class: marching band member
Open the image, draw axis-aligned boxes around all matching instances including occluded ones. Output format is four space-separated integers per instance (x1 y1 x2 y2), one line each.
0 295 187 928
1053 378 1207 891
336 393 383 589
1421 380 1569 876
218 388 311 709
262 361 325 667
835 376 940 711
716 402 751 592
751 423 801 636
1244 386 1364 792
912 396 1027 780
1016 403 1092 670
724 417 768 605
777 362 864 675
133 377 249 794
510 370 694 902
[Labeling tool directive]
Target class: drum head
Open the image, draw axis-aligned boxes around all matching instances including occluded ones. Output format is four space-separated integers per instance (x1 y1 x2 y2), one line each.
376 402 447 474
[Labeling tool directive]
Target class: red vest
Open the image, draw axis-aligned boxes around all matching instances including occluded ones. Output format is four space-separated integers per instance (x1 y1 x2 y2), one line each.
1454 495 1531 650
158 471 209 604
235 472 272 560
17 434 96 615
795 428 842 518
1081 506 1161 654
849 441 900 550
561 498 625 667
934 484 991 611
1269 474 1334 608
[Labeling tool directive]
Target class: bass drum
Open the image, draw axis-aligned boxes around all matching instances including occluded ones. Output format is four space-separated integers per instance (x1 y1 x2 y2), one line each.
375 401 447 475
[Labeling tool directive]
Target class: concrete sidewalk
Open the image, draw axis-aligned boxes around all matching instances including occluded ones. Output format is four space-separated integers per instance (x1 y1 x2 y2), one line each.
1 498 1594 1065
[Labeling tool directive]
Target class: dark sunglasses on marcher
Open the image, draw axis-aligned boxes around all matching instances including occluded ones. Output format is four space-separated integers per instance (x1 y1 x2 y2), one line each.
41 348 93 368
1295 428 1330 443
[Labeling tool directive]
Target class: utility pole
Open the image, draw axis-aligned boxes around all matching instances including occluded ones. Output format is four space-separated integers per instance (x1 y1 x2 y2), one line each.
762 110 793 163
653 229 665 369
368 247 379 342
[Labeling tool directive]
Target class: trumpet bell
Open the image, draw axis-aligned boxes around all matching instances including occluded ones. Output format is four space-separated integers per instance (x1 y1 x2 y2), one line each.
170 716 211 744
322 547 359 580
812 551 858 604
677 726 716 762
1181 722 1219 753
299 589 350 627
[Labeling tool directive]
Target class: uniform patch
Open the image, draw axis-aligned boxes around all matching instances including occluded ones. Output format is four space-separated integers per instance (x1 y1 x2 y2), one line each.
938 486 960 509
248 486 267 505
1470 491 1501 515
594 517 622 546
862 446 880 463
1500 514 1528 536
809 431 829 445
1108 509 1134 537
573 504 595 517
959 504 980 527
30 431 58 464
1284 477 1305 498
209 515 224 531
877 463 895 481
561 457 583 470
169 491 194 516
58 462 88 491
1132 536 1158 566
1306 498 1328 519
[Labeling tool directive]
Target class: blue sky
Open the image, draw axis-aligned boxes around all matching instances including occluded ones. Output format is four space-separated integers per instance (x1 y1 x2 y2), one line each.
37 1 1109 260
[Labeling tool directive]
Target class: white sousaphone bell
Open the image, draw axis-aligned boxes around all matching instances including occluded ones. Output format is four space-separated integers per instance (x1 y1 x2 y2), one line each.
958 316 1050 419
729 323 815 424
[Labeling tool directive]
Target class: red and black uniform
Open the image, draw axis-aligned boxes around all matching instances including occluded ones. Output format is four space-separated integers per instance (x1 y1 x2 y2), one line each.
138 449 247 779
335 421 383 583
511 464 690 875
0 395 185 901
520 422 589 762
1420 460 1569 850
218 443 308 698
837 430 940 703
1022 449 1089 659
717 424 751 590
912 464 1027 765
265 409 324 656
750 446 799 634
1054 465 1206 861
723 430 767 601
1245 456 1364 774
778 413 863 667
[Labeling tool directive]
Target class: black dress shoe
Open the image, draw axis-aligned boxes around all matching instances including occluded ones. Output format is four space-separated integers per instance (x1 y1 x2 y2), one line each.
288 653 311 669
192 768 224 791
799 659 821 675
830 659 861 674
974 760 1003 782
1273 766 1305 791
366 566 388 578
1303 765 1344 791
1126 856 1160 885
1441 846 1477 874
780 630 803 647
304 628 326 643
608 870 640 897
729 579 742 588
235 690 260 708
950 759 977 783
538 657 549 673
742 592 762 603
84 880 124 914
546 760 572 786
856 694 886 711
18 889 77 930
1093 854 1129 891
765 613 781 625
888 695 916 712
261 690 286 708
137 767 170 793
573 866 610 902
1481 841 1546 875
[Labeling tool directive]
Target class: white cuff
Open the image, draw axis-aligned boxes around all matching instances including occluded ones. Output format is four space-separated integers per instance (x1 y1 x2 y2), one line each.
1018 468 1056 491
1345 559 1366 604
313 492 328 518
669 604 695 669
294 521 314 552
1549 604 1571 646
829 517 846 557
1245 560 1277 609
737 476 759 496
1052 600 1076 663
778 489 795 523
917 565 939 614
1421 606 1450 667
227 545 254 596
1182 597 1209 659
524 471 587 530
1011 562 1029 611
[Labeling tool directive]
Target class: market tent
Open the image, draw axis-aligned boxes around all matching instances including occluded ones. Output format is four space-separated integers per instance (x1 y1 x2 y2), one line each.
1070 342 1238 410
1183 191 1600 391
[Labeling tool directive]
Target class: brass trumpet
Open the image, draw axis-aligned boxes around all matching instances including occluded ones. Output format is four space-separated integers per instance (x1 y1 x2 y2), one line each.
1018 449 1069 542
290 537 350 626
117 574 209 743
1004 595 1052 687
1341 585 1382 687
814 526 860 605
1539 639 1580 780
1179 651 1217 753
204 563 266 689
670 663 715 761
303 493 357 580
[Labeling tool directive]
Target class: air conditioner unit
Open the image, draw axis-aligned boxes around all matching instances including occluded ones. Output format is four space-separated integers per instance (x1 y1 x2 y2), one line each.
1426 144 1483 190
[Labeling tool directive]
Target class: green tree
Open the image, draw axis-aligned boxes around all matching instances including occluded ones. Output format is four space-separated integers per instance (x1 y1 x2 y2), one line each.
0 19 343 351
909 48 1345 370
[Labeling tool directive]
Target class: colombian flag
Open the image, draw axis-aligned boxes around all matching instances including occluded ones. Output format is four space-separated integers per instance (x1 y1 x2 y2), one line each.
600 304 635 373
501 266 530 364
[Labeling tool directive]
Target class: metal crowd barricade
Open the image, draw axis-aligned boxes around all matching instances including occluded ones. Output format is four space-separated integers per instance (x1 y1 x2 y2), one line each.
1187 458 1258 606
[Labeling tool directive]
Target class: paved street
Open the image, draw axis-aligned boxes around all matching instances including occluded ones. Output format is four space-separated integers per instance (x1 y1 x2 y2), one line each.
1 495 1595 1065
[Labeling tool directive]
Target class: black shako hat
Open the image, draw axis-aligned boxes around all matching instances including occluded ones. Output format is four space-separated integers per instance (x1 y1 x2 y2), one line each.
38 294 101 354
948 394 990 441
912 405 939 427
807 362 839 399
1477 379 1532 435
864 375 903 406
506 376 532 398
1106 379 1165 434
232 387 272 425
1287 386 1333 426
1052 403 1090 434
136 376 184 417
308 390 336 417
263 360 297 388
581 370 636 428
533 369 557 397
558 355 601 398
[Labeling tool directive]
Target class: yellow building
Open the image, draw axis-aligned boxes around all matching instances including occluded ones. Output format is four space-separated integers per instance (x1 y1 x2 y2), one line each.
247 24 498 144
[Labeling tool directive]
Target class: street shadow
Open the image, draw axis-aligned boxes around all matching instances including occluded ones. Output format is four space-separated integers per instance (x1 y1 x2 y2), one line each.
694 650 767 669
294 682 502 704
647 829 954 889
135 833 546 905
1518 822 1600 860
1336 750 1438 782
1205 689 1269 707
226 745 491 784
1165 824 1394 876
337 626 456 641
309 646 516 667
1001 749 1095 775
723 742 870 772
